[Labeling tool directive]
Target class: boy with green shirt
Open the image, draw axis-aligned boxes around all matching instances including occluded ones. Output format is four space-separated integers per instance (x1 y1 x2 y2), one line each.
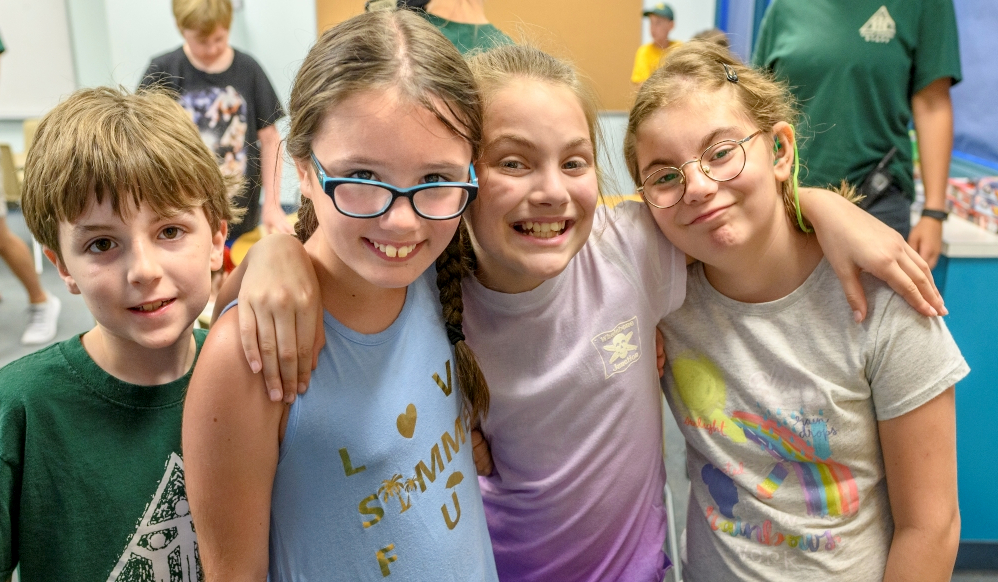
0 87 238 581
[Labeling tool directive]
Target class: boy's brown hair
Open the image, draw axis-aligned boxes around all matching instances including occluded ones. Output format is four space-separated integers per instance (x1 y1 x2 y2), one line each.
173 0 233 35
21 86 241 259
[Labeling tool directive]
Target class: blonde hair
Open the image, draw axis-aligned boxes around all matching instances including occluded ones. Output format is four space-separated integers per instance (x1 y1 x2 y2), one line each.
21 86 240 259
173 0 233 35
624 41 808 227
287 10 490 424
468 44 608 197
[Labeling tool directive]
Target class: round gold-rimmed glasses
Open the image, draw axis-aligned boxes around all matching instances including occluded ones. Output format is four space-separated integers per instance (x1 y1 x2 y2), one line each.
638 130 763 209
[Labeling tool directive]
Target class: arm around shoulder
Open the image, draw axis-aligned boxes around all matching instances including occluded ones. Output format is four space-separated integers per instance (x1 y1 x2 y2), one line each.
183 308 287 581
798 187 944 320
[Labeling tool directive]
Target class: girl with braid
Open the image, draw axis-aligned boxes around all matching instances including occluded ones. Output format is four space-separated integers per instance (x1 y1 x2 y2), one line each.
181 10 497 581
229 43 946 581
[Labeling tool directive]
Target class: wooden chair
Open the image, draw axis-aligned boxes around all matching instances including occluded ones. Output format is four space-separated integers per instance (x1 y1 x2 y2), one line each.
1 143 43 274
0 144 20 204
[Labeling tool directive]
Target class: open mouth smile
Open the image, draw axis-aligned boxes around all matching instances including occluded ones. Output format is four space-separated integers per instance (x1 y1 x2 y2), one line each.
129 298 175 313
512 220 569 239
368 239 419 259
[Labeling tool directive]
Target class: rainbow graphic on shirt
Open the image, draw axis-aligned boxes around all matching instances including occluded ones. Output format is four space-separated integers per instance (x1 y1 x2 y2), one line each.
731 411 859 517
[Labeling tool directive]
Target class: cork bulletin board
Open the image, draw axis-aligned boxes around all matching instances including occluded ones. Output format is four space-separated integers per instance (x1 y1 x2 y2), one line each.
315 0 643 111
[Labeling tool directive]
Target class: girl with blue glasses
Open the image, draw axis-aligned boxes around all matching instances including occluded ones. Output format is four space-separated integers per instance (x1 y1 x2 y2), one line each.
182 11 497 581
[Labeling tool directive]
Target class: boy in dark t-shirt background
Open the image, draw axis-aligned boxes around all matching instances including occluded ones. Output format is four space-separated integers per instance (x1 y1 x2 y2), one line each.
140 0 289 243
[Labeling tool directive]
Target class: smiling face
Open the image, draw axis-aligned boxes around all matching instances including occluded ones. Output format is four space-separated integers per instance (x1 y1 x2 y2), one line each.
466 78 599 293
297 88 471 291
634 89 793 267
52 197 224 351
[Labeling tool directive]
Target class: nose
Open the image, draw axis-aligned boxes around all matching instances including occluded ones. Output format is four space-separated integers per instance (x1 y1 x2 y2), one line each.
680 161 718 205
127 238 164 286
526 164 571 208
379 195 421 232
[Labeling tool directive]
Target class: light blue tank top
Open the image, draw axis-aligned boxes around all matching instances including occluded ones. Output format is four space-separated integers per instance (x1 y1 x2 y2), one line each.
268 268 498 581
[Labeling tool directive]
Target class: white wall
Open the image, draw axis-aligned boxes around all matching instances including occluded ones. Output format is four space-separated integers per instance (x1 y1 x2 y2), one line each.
0 0 77 119
641 0 716 44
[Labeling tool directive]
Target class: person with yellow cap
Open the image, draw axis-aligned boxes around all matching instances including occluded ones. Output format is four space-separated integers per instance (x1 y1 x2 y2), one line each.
631 3 682 85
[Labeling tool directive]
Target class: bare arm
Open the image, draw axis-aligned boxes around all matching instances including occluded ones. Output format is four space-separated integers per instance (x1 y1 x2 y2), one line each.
258 125 293 235
909 77 955 269
798 187 944 321
183 309 287 581
213 234 322 402
880 386 960 582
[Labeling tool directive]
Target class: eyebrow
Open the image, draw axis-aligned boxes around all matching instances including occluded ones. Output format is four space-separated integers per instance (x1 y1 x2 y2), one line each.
486 134 537 152
68 209 196 238
320 156 467 177
640 126 744 176
486 134 594 153
71 224 117 236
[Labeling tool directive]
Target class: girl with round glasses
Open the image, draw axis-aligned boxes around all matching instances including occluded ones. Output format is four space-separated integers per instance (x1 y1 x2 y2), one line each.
628 41 965 581
182 11 498 580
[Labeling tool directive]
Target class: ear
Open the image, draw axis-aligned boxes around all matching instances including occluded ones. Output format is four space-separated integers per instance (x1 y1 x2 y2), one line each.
771 121 795 183
44 248 81 295
295 157 318 202
209 221 228 272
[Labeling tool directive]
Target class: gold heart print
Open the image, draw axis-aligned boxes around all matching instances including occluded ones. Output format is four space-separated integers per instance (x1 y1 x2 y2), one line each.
397 403 417 439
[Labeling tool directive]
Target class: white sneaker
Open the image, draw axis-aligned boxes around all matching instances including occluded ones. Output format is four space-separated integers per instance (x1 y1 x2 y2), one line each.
21 294 61 345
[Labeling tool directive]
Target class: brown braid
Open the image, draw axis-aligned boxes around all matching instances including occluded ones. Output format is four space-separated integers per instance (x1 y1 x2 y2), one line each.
295 194 318 243
436 222 490 425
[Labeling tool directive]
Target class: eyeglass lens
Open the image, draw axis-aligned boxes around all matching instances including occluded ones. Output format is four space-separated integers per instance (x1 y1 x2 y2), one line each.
642 140 747 207
332 182 470 219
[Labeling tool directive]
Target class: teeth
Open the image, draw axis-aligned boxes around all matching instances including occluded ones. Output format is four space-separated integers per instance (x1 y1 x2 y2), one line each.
517 221 567 238
373 241 417 258
135 299 168 312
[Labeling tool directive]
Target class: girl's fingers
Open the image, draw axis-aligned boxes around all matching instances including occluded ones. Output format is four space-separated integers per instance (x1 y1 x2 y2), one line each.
471 430 494 477
256 312 284 402
273 303 301 404
238 303 263 375
294 305 317 395
883 251 939 318
829 264 869 322
903 243 947 315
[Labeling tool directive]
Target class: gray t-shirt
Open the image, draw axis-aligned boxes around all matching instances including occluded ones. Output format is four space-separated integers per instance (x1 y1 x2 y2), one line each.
661 259 968 581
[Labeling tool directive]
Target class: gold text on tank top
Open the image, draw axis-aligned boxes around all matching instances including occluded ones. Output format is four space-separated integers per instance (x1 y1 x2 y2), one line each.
339 360 470 576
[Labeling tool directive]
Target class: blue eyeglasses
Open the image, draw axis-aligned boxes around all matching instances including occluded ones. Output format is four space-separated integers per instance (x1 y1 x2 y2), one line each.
310 153 478 220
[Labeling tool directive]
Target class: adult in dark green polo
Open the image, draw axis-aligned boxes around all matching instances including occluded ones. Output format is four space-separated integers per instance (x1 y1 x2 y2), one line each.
753 0 961 268
399 0 513 55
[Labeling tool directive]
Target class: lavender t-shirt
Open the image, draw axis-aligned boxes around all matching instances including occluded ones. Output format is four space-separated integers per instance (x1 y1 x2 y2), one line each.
464 202 687 581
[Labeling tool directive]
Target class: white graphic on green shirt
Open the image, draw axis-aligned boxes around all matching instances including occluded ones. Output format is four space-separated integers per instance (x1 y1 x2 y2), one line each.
591 316 641 379
859 6 896 43
106 453 199 582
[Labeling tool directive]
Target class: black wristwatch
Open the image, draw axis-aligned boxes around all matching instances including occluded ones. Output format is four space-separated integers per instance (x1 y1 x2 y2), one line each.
921 208 949 222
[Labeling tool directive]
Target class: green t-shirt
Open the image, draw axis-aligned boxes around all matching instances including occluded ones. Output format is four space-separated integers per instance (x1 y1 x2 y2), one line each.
0 329 207 581
423 13 514 55
753 0 962 200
